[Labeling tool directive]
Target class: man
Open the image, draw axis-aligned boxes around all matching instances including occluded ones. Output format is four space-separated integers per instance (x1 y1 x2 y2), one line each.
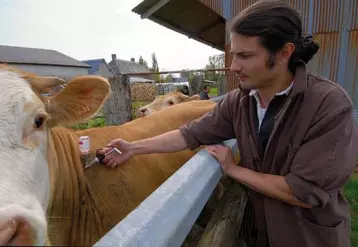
100 1 358 246
199 85 210 100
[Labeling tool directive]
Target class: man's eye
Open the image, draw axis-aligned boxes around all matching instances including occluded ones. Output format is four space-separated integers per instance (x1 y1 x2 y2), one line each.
238 54 250 59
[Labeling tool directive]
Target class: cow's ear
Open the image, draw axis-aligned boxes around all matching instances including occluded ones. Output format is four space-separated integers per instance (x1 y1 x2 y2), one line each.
46 76 110 126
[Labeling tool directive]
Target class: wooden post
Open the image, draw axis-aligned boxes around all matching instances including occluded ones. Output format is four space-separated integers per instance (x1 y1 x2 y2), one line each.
189 75 203 96
217 75 227 96
197 177 248 247
103 75 132 126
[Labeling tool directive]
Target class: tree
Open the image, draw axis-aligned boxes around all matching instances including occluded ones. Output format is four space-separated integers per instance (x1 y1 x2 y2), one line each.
165 74 174 82
204 53 225 81
150 52 159 72
180 69 202 82
150 52 160 82
180 69 190 79
138 55 149 69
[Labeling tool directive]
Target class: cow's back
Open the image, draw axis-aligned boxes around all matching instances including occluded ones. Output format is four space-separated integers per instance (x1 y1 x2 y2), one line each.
76 100 215 234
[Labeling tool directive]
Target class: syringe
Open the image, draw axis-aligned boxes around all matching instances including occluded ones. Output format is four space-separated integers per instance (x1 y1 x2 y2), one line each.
84 147 122 170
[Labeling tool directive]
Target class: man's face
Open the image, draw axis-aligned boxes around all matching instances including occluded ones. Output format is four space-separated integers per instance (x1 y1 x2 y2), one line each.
230 32 284 90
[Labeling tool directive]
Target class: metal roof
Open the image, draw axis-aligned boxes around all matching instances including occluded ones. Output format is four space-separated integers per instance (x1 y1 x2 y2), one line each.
173 77 188 82
132 0 226 51
82 59 105 74
129 76 155 83
0 45 90 68
82 58 115 75
109 58 151 75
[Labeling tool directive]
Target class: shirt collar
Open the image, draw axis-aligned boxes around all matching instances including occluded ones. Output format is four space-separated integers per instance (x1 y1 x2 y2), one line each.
249 81 294 98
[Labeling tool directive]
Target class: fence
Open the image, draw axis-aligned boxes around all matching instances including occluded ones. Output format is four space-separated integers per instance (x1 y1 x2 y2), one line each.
93 139 238 247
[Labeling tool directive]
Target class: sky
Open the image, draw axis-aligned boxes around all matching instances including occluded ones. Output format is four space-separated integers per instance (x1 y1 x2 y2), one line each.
0 0 223 71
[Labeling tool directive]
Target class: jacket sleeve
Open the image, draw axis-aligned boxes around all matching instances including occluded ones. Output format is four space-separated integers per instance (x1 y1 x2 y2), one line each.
179 92 237 150
285 99 358 208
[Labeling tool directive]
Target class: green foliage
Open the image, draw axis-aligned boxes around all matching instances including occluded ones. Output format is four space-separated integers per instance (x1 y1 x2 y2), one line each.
344 174 358 246
150 52 159 72
150 52 160 82
165 74 174 82
180 69 202 81
70 117 106 130
204 53 225 82
209 87 218 97
138 55 149 69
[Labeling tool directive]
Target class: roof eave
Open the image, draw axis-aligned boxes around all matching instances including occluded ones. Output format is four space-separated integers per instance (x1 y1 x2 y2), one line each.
132 0 226 52
149 15 224 51
140 0 171 19
0 61 90 68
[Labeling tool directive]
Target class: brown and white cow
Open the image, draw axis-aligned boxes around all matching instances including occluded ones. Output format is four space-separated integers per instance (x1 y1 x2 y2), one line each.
136 91 200 117
0 64 111 245
0 64 220 246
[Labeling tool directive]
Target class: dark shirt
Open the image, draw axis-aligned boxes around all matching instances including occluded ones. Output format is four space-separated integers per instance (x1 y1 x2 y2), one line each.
199 91 209 100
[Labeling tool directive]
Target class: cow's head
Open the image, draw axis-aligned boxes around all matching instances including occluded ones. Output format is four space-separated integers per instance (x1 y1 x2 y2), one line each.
136 91 200 117
0 65 110 245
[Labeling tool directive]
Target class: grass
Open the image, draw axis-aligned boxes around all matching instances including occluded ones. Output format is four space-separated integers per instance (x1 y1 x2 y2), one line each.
209 87 218 97
344 173 358 246
69 116 106 130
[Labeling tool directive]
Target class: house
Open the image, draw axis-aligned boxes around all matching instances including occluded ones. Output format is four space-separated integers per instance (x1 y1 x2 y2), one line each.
82 58 115 78
173 77 189 83
0 45 90 80
108 54 155 83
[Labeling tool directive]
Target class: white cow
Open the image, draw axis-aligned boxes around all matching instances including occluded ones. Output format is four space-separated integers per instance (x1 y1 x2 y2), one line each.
0 65 110 245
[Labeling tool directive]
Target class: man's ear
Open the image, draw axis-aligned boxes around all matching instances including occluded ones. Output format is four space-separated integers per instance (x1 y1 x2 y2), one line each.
46 76 110 126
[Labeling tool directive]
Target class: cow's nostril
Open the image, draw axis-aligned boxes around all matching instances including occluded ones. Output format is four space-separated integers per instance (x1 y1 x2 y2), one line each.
140 108 147 113
7 217 36 245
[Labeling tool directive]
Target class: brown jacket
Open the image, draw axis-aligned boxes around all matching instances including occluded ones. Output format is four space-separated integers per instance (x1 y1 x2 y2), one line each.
180 63 358 247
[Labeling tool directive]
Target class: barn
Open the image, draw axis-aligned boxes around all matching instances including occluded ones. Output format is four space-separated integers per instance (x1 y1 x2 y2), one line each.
0 45 90 80
132 0 358 113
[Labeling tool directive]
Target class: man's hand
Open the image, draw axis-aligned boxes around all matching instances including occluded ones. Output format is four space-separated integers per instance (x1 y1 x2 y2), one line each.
99 138 134 168
205 144 237 174
206 144 312 209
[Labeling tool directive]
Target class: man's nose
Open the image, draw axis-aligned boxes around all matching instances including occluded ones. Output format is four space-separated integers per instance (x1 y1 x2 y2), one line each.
230 57 243 72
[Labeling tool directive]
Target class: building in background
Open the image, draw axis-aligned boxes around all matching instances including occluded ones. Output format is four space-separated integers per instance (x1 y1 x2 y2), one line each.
108 54 155 83
0 45 90 80
82 58 115 78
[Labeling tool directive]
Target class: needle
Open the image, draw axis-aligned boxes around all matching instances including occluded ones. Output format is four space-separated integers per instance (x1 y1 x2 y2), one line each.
84 147 122 170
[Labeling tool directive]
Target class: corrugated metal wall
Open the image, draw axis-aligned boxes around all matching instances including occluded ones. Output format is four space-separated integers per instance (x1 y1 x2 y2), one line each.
221 0 358 109
199 0 223 16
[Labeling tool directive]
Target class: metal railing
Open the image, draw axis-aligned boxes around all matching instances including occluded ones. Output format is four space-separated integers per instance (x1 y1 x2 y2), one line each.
93 139 238 247
93 94 235 247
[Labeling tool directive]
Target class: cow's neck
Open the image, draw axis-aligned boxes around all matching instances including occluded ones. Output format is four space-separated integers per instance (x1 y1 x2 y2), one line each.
46 127 110 246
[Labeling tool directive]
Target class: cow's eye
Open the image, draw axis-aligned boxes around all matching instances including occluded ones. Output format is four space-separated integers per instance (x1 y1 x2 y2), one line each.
167 100 174 105
34 115 45 129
